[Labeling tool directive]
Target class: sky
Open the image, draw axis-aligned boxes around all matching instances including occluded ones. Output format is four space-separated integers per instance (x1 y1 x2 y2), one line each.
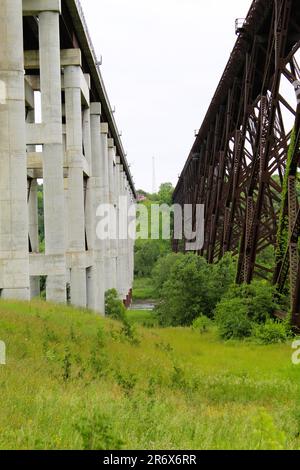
80 0 252 193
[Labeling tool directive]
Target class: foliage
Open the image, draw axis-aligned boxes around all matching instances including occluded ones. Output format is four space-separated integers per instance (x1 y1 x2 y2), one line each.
157 182 174 206
192 315 213 334
206 253 237 311
215 298 253 340
253 320 289 345
222 280 279 324
105 290 139 345
134 182 174 278
151 253 180 297
75 413 124 450
155 253 209 326
134 240 167 278
154 252 236 326
255 245 276 279
214 280 287 340
105 289 126 322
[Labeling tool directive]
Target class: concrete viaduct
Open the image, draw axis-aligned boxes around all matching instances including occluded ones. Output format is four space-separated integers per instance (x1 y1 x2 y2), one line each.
0 0 136 314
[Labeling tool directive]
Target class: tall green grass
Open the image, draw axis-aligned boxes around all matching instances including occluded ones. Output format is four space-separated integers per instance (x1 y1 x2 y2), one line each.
0 299 300 450
132 278 157 301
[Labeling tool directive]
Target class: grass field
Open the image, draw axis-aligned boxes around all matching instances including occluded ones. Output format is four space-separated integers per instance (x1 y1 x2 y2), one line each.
132 278 157 301
1 299 300 450
127 309 159 328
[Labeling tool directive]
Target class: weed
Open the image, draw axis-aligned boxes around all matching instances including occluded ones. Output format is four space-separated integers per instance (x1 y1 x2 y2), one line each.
62 348 72 382
75 413 124 450
115 371 137 397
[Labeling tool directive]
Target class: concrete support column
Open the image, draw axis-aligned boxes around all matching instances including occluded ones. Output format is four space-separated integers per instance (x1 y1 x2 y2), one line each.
118 167 128 300
100 123 113 292
26 103 40 297
124 175 131 298
115 158 122 297
0 0 30 300
108 139 117 289
64 65 86 308
83 105 92 166
90 103 105 314
39 9 66 302
28 179 40 297
114 156 120 297
128 188 136 299
28 179 39 253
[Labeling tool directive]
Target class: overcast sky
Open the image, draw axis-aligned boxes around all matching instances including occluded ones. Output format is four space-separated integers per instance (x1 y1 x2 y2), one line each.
80 0 252 193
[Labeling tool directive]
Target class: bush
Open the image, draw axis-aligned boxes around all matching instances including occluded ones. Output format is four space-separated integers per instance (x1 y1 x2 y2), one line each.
214 280 288 341
224 280 279 324
154 253 235 326
151 253 180 296
75 412 124 450
105 289 126 322
215 298 253 340
253 320 288 344
206 253 237 311
155 254 211 326
192 316 213 334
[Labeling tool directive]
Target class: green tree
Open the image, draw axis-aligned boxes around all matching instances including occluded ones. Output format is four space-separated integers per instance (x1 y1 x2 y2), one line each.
134 240 168 278
222 280 279 324
152 252 180 296
155 253 235 326
157 182 174 205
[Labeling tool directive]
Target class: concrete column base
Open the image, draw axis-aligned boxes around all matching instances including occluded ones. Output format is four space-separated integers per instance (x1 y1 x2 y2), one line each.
30 277 40 298
0 288 30 300
46 275 66 303
70 268 87 308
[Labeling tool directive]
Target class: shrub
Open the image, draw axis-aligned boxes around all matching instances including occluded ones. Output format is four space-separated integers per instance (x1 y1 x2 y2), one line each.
206 253 236 311
155 254 211 326
253 320 288 344
154 252 235 326
192 315 213 334
105 289 126 322
75 412 124 450
224 280 279 324
120 319 140 346
215 280 288 341
151 253 180 296
215 298 253 340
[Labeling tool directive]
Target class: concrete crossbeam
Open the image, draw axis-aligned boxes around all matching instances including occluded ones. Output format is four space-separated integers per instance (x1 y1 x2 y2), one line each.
24 49 82 69
22 0 61 15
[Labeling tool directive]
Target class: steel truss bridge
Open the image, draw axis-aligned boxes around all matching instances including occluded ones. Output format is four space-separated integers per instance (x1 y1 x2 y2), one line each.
173 0 300 327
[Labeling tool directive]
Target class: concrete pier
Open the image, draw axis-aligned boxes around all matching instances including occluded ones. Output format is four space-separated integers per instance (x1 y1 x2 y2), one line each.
0 0 30 300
